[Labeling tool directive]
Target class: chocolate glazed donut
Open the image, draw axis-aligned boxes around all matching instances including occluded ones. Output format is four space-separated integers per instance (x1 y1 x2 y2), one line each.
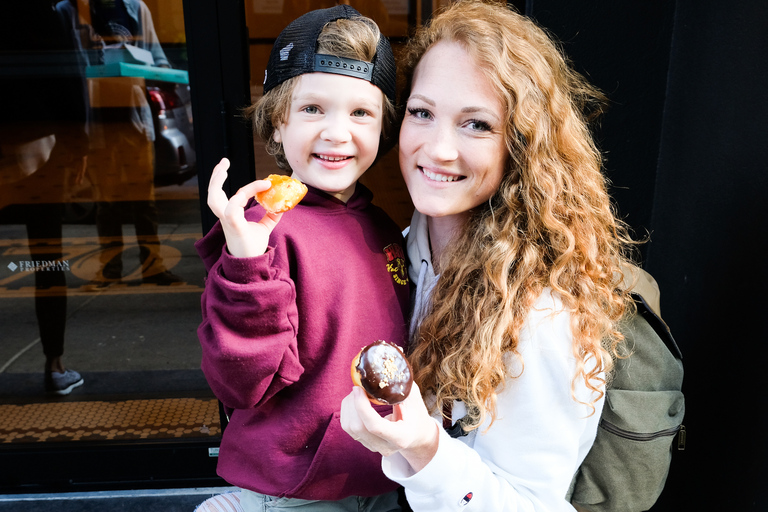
351 340 413 405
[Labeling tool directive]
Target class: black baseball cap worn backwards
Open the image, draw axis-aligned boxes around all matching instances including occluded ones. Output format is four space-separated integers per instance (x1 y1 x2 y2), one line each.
263 5 396 104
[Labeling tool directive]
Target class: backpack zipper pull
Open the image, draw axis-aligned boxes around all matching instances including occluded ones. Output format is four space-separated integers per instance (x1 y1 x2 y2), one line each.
677 424 686 450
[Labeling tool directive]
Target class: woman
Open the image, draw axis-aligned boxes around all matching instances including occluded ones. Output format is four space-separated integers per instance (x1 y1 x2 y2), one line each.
340 1 636 510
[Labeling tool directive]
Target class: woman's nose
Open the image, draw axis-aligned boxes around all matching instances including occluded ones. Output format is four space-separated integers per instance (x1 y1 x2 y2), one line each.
423 123 459 162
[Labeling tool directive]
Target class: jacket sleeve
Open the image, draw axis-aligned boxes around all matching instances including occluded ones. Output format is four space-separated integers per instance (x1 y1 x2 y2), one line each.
196 224 304 410
137 1 170 67
383 291 603 512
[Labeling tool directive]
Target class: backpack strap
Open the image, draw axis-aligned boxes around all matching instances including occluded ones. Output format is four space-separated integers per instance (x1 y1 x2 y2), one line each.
620 263 661 316
620 263 683 360
632 292 683 360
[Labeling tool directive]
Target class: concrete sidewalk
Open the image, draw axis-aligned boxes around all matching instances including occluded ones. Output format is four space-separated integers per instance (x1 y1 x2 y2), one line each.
0 487 236 512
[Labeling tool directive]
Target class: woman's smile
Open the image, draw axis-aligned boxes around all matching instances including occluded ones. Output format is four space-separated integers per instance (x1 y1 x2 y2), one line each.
419 166 465 183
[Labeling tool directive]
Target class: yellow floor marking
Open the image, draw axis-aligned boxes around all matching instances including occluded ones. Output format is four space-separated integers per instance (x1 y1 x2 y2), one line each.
0 397 220 443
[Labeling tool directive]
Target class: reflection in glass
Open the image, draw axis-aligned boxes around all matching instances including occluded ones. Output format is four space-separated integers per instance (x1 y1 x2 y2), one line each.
80 0 187 286
0 0 90 394
0 0 213 449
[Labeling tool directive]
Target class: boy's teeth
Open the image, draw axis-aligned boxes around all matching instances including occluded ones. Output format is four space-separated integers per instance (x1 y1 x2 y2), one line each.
317 155 347 162
423 168 460 182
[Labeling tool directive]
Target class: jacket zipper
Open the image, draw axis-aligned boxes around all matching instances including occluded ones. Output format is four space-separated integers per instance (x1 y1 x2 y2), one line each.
600 420 686 450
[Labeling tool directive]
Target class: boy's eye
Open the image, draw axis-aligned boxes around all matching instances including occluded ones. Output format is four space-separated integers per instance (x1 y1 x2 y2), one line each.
351 109 370 117
302 105 320 114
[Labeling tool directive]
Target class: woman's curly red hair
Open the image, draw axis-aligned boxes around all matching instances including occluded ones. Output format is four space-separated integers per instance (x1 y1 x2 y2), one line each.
402 0 638 431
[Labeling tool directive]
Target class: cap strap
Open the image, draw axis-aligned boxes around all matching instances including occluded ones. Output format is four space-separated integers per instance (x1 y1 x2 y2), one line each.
313 54 373 82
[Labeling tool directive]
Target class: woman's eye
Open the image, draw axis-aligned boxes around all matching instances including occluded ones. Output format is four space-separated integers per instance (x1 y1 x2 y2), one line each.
407 107 432 120
468 119 492 132
302 105 320 114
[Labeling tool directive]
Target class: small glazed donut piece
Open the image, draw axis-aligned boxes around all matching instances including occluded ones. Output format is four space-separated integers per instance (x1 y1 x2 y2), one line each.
350 340 413 405
256 174 308 213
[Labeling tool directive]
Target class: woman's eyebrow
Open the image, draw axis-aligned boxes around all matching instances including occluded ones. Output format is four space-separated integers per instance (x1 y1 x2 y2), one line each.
409 94 501 122
461 106 503 125
407 94 435 106
461 106 498 117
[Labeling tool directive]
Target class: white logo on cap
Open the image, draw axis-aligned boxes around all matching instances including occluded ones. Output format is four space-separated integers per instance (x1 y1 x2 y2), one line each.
280 43 294 61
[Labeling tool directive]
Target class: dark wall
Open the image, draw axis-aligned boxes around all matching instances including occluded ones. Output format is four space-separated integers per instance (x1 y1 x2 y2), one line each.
530 0 768 510
645 0 768 509
527 1 676 252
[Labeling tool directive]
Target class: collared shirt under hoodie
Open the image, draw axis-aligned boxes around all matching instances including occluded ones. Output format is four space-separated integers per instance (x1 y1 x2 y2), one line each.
390 209 605 512
196 183 410 500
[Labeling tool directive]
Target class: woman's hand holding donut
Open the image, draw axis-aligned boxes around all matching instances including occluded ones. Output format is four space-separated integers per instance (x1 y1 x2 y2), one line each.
340 382 440 473
207 158 282 258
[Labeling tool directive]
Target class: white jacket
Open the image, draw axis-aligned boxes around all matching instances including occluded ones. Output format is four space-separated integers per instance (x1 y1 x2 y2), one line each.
386 210 604 511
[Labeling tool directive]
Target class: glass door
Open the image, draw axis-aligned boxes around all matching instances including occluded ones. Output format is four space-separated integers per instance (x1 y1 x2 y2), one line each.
0 0 220 492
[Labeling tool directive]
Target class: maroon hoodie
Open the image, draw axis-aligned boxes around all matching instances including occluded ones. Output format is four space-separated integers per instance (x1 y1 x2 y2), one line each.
195 183 410 500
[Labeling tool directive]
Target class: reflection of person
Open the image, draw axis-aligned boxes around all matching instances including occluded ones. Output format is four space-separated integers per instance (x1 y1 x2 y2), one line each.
89 0 170 68
194 6 409 512
0 1 88 394
341 2 637 511
70 0 181 285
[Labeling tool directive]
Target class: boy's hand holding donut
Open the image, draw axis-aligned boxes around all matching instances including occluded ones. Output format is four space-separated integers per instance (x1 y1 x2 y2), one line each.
207 158 306 258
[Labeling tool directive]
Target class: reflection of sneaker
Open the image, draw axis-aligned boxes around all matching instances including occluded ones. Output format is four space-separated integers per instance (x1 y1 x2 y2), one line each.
102 259 123 280
142 270 184 286
45 369 84 395
84 279 116 290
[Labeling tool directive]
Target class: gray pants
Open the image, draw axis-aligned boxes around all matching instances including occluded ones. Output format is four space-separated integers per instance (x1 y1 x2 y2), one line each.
241 489 402 512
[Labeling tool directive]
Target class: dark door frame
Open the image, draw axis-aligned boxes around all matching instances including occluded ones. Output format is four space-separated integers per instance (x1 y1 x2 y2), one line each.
184 0 255 236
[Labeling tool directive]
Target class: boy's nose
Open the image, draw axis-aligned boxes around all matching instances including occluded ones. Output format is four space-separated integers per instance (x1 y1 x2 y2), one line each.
321 117 352 144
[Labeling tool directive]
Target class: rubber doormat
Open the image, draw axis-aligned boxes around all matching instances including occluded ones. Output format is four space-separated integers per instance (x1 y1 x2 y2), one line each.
0 397 220 443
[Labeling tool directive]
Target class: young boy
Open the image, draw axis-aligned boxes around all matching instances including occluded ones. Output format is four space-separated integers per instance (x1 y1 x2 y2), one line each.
194 6 410 511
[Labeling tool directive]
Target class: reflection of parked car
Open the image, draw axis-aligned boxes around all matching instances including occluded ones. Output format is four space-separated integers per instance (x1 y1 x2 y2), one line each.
146 81 196 186
60 79 197 223
84 63 197 187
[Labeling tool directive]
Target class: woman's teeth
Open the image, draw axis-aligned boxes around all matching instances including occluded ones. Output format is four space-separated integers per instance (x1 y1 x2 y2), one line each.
422 168 461 182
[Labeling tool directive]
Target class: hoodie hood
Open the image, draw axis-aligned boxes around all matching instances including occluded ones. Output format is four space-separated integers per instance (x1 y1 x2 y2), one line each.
406 209 438 338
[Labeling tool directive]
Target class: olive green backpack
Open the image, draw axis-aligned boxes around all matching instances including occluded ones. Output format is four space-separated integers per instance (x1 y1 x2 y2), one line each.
567 267 686 512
